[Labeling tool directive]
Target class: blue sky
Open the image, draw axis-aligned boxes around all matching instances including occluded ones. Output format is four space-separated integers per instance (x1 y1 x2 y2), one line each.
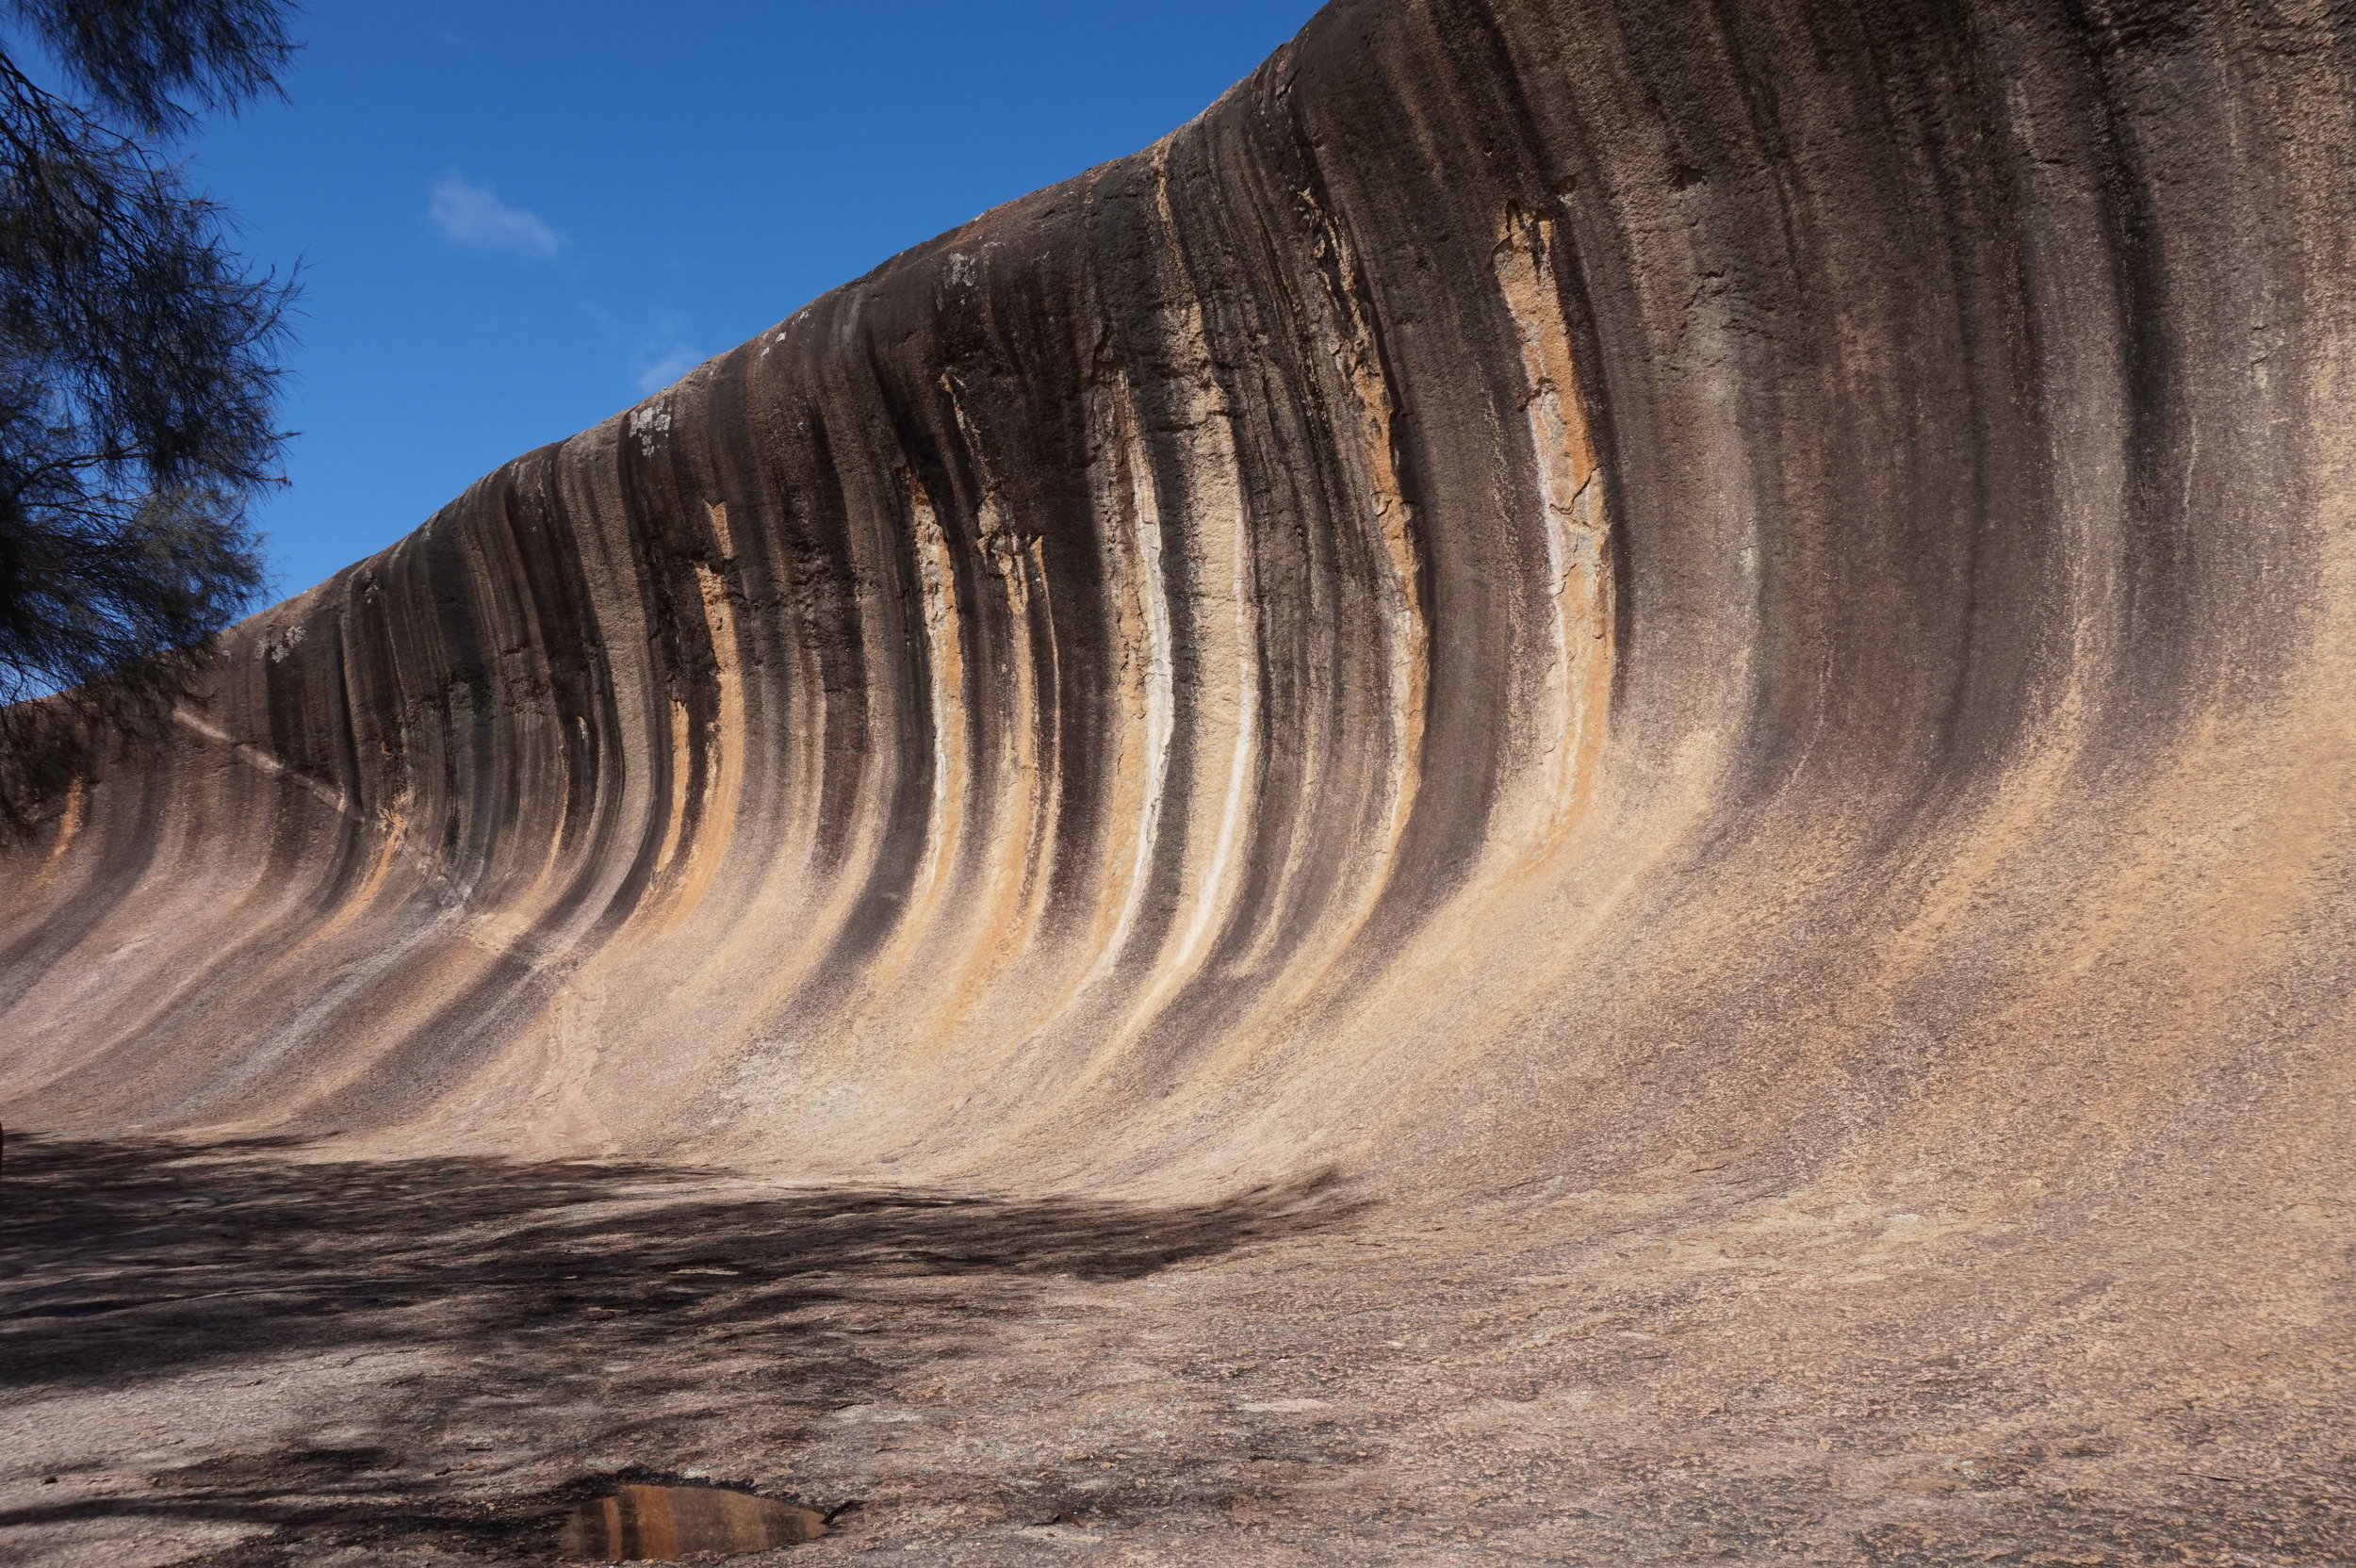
181 2 1326 600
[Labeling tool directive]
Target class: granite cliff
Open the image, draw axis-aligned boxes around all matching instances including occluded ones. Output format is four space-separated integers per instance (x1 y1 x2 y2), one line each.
3 0 2350 1559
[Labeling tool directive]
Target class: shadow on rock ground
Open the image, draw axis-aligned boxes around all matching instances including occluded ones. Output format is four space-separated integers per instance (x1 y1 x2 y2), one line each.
0 1135 1362 1563
5 1135 2349 1565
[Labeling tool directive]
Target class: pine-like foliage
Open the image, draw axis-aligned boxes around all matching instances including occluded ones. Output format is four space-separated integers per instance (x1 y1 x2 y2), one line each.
0 0 298 825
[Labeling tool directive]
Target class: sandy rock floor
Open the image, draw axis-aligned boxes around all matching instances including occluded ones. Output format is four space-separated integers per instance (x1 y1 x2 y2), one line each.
2 1137 2347 1566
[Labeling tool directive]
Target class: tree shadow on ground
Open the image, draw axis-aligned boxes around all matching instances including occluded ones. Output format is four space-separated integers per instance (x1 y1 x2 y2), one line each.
0 1134 1366 1561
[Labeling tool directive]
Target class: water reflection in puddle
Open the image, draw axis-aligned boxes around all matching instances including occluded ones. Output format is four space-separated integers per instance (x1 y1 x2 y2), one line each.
559 1484 827 1560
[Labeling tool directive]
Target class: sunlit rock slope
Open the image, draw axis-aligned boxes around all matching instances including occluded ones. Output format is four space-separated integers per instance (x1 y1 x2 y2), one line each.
5 0 2353 1230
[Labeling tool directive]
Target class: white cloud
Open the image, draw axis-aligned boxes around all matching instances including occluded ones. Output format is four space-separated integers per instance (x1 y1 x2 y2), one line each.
633 340 705 396
428 172 564 257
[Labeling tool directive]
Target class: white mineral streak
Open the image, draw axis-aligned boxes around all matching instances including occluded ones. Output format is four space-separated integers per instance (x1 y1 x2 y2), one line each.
1068 368 1177 1008
171 706 352 819
1494 208 1612 851
1111 146 1262 1041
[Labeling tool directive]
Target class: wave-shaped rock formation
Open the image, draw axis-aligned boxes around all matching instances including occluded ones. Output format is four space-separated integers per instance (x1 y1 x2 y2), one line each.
10 0 2355 1179
3 1 2351 1553
18 0 2356 1544
11 0 2356 1184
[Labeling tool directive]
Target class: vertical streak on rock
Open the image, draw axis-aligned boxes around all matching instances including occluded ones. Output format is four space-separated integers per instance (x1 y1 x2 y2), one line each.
1109 146 1263 1044
1300 181 1429 949
1070 368 1177 1004
557 417 663 934
712 393 846 1033
651 698 695 881
874 469 968 979
1019 533 1064 929
926 378 1055 1021
650 556 744 924
1495 206 1612 848
1340 270 1426 897
848 459 966 1007
974 521 1049 956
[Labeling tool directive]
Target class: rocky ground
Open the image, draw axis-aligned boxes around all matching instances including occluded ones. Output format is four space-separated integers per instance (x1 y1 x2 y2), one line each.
2 1135 2347 1566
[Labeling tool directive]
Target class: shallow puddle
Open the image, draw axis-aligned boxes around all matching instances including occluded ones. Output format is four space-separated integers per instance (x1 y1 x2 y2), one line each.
559 1484 826 1560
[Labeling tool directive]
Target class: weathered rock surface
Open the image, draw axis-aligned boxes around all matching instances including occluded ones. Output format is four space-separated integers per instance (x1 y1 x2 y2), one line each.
3 0 2352 1560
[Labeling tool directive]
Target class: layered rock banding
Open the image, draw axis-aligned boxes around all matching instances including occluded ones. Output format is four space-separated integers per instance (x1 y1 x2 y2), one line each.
3 0 2352 1553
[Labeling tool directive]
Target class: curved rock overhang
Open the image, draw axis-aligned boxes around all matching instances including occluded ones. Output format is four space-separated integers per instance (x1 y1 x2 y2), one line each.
3 0 2351 1223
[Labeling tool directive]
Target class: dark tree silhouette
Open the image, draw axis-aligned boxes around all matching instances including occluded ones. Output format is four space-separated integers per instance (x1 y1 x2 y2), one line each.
0 0 298 825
